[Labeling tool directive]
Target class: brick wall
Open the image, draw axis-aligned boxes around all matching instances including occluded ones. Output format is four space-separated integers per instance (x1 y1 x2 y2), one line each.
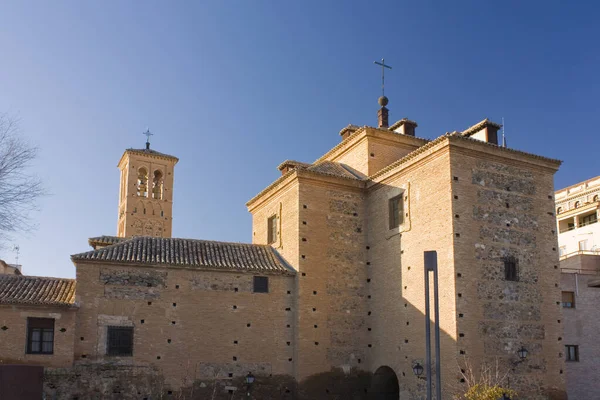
366 147 456 399
73 262 294 389
0 305 76 368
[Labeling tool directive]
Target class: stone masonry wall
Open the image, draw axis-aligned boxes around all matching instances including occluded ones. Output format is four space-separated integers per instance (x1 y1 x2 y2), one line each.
451 150 565 399
74 262 294 390
0 305 76 368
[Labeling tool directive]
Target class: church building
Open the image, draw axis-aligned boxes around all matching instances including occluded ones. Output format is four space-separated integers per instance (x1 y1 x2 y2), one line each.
0 97 567 399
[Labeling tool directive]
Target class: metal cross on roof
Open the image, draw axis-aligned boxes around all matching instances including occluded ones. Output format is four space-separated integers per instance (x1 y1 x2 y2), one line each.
143 128 153 149
373 58 392 97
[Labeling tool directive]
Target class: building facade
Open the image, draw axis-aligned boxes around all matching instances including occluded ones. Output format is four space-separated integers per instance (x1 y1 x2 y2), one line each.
556 176 600 400
0 105 567 399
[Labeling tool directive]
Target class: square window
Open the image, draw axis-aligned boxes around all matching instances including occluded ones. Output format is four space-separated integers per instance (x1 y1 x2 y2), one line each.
565 345 579 362
107 326 134 356
562 291 575 308
253 276 269 293
27 318 54 354
267 215 278 244
504 257 518 281
579 240 589 251
388 194 403 230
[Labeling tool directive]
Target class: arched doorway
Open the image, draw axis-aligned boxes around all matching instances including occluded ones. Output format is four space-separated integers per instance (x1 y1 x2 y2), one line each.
370 366 400 400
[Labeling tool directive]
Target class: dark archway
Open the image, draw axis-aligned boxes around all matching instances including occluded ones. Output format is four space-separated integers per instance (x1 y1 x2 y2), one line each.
370 366 400 400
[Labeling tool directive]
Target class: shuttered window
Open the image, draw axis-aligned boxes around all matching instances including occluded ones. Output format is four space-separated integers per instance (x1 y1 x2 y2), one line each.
562 291 575 308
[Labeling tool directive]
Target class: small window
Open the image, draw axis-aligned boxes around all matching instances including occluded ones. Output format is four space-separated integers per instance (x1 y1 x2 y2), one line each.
559 246 566 256
27 318 54 354
107 326 134 356
388 194 403 230
565 345 579 362
574 201 580 208
562 291 575 308
579 240 589 251
557 207 562 214
504 257 518 281
267 215 278 244
253 276 269 293
594 195 599 202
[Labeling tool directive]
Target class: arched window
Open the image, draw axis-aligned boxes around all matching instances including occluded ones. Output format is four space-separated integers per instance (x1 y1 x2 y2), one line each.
574 201 581 209
594 195 599 202
557 207 562 214
152 170 163 200
137 168 148 197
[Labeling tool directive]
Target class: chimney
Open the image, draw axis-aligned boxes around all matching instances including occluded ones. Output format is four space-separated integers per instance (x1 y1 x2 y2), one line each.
390 118 418 136
461 119 502 145
377 96 389 128
339 124 359 141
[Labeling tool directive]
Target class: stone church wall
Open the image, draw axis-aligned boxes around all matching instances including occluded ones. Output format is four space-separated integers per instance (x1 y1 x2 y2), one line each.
73 262 295 389
450 146 566 399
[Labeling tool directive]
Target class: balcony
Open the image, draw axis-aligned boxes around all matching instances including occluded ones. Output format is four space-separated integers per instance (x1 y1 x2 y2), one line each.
560 250 600 275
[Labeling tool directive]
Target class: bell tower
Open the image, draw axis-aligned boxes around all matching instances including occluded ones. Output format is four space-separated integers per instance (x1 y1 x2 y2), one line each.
116 133 178 238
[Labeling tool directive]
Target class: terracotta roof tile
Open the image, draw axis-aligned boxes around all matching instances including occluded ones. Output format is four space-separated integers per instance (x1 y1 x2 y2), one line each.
72 236 294 275
0 275 76 307
307 161 363 180
88 236 126 249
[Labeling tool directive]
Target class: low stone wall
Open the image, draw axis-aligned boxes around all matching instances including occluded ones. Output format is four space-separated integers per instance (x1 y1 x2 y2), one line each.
43 366 372 400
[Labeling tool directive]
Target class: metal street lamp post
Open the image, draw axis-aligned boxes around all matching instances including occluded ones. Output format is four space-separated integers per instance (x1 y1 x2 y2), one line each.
245 372 255 398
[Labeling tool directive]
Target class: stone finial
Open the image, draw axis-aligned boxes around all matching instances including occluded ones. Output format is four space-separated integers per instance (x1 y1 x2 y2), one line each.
377 96 389 128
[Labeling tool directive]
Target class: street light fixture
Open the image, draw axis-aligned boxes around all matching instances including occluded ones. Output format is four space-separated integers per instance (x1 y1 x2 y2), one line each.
517 346 528 361
412 362 424 378
245 372 255 398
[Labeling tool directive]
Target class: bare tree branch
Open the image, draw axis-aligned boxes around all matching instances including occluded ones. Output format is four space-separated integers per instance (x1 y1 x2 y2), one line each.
0 114 45 247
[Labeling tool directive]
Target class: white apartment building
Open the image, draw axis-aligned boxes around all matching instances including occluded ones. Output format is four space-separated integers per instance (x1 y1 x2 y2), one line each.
556 175 600 400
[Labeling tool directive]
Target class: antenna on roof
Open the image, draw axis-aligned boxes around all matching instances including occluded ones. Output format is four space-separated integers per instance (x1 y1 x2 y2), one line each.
12 245 20 268
502 117 506 148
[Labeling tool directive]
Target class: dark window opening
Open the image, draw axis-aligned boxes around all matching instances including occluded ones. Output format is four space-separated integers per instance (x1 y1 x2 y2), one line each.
504 257 518 281
388 194 403 229
253 276 269 293
27 318 54 354
267 215 278 244
107 326 134 356
562 291 575 308
565 345 579 362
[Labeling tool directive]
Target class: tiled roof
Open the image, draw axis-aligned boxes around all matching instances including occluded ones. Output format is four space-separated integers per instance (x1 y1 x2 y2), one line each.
126 148 179 161
88 236 126 249
72 236 294 275
277 160 312 171
0 275 76 307
307 161 363 180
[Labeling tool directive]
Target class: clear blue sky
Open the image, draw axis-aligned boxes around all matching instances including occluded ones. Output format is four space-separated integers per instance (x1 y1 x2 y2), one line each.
1 1 598 278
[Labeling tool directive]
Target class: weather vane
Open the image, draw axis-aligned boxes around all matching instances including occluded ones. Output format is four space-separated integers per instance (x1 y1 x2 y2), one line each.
374 58 392 97
143 128 153 149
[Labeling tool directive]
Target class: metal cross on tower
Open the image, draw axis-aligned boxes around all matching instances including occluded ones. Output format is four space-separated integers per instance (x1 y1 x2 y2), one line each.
143 128 153 149
373 58 392 97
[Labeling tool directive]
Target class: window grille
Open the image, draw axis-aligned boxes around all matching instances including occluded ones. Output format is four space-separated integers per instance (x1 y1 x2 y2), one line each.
107 326 134 356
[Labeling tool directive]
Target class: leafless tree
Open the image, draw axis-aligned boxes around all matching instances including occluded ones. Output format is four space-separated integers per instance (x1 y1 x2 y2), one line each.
0 114 44 246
